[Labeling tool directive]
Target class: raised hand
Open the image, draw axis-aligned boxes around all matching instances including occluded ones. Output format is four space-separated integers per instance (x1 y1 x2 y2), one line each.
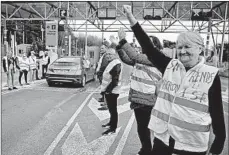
123 5 132 15
118 27 126 41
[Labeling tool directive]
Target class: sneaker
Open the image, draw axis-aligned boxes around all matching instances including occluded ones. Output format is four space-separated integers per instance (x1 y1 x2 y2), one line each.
98 106 108 110
8 88 12 90
102 128 115 135
102 123 110 128
13 87 18 89
25 83 30 85
98 98 104 102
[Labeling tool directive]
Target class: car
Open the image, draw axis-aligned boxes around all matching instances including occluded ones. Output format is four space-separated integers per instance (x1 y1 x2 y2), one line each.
46 56 96 87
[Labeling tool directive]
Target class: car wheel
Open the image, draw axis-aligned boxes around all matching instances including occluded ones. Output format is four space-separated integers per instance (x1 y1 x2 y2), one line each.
47 81 54 87
80 75 86 87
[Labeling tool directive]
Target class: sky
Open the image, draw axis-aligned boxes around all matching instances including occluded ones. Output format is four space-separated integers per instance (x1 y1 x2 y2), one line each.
69 19 228 49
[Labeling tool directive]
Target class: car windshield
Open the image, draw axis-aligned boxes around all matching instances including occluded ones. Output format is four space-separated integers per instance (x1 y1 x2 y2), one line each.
53 57 81 66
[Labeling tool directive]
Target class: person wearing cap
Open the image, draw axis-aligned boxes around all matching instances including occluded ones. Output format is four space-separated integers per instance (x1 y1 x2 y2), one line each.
2 49 18 90
41 50 50 79
110 30 163 155
123 5 225 155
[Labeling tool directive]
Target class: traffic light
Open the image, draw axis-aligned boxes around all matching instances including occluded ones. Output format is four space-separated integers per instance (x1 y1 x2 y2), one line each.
59 9 67 19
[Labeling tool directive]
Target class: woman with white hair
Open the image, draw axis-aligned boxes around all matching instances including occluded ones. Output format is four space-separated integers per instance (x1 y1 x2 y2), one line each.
122 5 225 155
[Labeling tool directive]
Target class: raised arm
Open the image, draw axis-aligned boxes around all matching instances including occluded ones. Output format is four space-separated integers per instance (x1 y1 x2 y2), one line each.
123 5 171 74
117 28 153 66
116 48 135 66
109 35 135 66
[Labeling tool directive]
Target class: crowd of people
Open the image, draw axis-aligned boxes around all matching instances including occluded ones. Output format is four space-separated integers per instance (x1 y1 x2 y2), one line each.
95 5 226 155
2 4 226 155
2 48 50 90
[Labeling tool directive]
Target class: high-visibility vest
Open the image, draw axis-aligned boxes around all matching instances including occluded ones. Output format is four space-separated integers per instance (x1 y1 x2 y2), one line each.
129 63 162 106
42 56 49 65
18 56 29 71
29 56 37 70
100 59 122 94
148 57 218 152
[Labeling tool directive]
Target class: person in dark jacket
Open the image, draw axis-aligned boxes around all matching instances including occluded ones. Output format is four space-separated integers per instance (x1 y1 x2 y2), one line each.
100 47 122 135
122 5 226 155
110 32 163 155
2 50 18 90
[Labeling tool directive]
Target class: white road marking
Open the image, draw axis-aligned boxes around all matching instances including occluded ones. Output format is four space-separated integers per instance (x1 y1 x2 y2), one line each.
44 87 99 155
113 112 135 155
61 123 121 155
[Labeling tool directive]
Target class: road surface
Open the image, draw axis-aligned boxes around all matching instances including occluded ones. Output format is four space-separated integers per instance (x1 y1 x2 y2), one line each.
1 64 228 155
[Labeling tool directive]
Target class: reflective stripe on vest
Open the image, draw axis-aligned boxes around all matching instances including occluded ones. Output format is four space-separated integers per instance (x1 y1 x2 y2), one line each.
135 65 161 81
101 59 122 93
129 88 156 106
30 57 37 69
131 75 158 86
157 91 209 113
151 109 210 132
19 57 29 70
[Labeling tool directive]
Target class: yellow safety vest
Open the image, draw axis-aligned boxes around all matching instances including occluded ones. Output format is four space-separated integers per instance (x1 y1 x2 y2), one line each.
18 57 29 71
101 59 122 94
130 63 162 106
148 57 218 152
29 56 37 70
42 56 49 65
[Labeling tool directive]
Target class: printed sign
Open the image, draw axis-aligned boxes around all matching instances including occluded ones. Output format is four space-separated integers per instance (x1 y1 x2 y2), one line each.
45 21 58 47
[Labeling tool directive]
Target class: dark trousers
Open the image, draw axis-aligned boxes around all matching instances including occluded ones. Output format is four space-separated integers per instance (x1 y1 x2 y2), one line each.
42 65 48 78
105 93 119 130
134 107 153 153
19 70 28 84
152 137 207 155
35 69 39 79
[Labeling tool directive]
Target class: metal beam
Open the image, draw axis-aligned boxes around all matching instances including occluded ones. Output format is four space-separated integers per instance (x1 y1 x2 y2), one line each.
87 2 96 11
163 2 178 18
211 2 226 10
6 3 40 17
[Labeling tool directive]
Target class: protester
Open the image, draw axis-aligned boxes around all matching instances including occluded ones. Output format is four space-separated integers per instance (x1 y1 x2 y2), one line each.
96 43 109 103
41 50 50 79
110 30 162 155
123 5 226 155
98 44 120 111
17 52 30 86
100 47 122 135
2 49 18 90
29 51 37 82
